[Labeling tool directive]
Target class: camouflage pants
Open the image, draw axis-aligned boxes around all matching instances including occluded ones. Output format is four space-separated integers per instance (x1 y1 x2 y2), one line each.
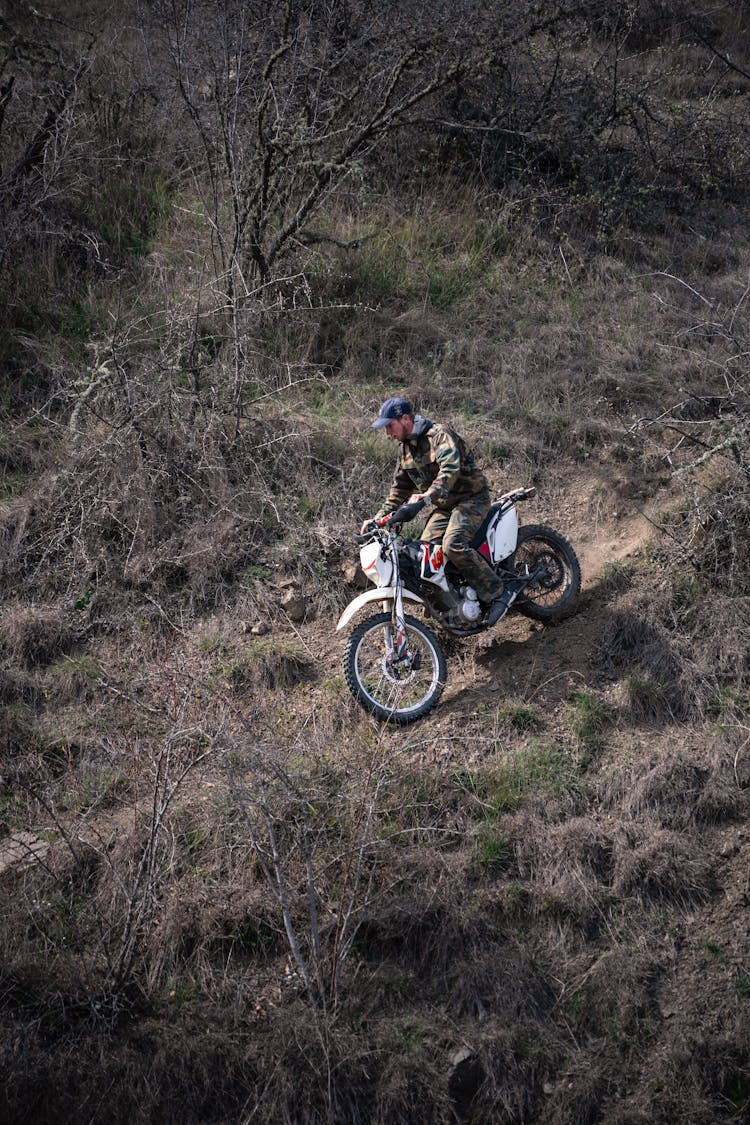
422 489 502 602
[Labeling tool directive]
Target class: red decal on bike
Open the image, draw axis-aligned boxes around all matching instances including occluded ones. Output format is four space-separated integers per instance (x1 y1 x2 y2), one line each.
478 542 491 559
422 543 444 574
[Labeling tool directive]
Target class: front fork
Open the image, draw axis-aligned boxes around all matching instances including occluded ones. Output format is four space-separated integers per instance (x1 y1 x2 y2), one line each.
382 535 409 665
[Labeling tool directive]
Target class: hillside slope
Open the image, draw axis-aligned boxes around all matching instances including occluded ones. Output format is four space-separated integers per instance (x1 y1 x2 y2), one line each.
2 439 749 1123
2 1 750 1121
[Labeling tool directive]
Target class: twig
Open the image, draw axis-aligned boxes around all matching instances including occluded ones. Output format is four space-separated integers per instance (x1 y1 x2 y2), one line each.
295 228 381 250
309 455 346 482
636 271 713 307
559 244 573 285
526 669 586 702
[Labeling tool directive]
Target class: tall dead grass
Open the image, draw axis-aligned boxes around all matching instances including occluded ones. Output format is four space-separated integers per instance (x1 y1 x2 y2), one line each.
599 575 750 722
2 6 750 1122
0 412 359 621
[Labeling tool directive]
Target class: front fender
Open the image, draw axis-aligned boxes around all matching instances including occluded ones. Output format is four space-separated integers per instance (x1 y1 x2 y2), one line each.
336 587 424 632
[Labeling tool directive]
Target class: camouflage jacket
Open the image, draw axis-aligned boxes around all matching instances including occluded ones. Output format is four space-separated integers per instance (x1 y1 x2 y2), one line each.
376 416 488 516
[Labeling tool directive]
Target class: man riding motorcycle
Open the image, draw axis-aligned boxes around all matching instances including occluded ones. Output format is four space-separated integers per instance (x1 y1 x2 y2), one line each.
363 396 526 627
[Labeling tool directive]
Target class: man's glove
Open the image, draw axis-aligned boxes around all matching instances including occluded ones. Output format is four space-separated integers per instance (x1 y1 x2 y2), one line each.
388 499 426 525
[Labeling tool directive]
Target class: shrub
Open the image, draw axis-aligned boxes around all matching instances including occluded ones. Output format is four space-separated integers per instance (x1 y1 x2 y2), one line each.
598 559 634 596
497 704 543 732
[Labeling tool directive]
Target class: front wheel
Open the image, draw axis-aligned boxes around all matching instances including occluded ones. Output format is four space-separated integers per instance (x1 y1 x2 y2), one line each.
506 524 581 622
344 612 447 724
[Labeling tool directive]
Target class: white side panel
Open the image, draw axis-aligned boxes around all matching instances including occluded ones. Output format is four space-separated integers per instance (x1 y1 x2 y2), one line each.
336 587 424 631
359 541 393 586
489 506 519 563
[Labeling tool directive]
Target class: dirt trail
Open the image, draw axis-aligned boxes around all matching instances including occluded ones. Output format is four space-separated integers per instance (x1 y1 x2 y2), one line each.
438 501 654 714
576 509 652 586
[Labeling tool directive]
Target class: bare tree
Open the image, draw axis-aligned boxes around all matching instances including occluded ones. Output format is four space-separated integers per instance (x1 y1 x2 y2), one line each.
0 7 94 358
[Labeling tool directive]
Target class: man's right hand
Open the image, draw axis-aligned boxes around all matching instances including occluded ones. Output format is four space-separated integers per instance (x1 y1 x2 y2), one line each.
360 518 377 534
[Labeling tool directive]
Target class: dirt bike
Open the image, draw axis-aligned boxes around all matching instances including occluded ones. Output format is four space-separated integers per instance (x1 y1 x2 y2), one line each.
337 487 581 724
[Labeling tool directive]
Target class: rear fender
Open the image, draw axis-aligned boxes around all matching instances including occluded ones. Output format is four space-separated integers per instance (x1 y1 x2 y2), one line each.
336 587 424 631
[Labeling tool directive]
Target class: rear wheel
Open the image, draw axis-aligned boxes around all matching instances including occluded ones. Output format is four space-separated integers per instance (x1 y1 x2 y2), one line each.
344 611 447 723
506 524 581 621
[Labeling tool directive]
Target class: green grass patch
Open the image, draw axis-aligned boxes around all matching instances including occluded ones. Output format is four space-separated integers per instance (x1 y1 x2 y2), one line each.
72 588 95 611
233 918 277 955
83 171 175 258
496 740 584 808
58 767 128 813
736 975 750 1000
426 260 477 309
455 740 584 817
0 703 42 755
383 1017 429 1052
0 470 26 503
235 638 314 691
359 432 400 469
598 559 633 594
497 704 543 732
330 206 508 309
48 655 102 681
472 827 512 873
571 689 611 751
701 938 727 963
670 573 703 624
164 978 200 1008
624 671 672 719
178 826 208 855
243 565 271 583
199 632 224 654
710 686 750 718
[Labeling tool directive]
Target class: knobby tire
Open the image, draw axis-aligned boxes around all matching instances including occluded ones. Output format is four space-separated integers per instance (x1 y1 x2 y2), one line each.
508 524 581 621
343 611 447 724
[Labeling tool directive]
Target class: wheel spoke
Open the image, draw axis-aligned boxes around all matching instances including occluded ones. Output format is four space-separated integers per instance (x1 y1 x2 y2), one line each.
519 544 566 607
347 614 445 720
516 540 569 607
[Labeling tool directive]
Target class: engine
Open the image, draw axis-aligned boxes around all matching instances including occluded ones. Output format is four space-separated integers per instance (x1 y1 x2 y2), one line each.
456 586 482 623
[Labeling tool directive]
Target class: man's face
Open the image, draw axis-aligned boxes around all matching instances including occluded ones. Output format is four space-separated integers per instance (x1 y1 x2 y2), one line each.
384 414 413 441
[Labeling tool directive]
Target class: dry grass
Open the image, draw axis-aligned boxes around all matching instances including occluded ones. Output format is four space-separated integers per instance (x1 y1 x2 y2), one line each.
598 728 750 832
600 572 750 722
1 5 750 1121
599 592 686 716
612 826 715 907
0 606 76 670
623 743 745 829
509 811 615 929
